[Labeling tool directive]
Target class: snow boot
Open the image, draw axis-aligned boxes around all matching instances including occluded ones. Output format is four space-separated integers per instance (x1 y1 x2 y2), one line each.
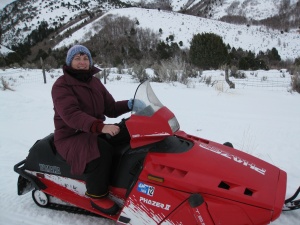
90 197 119 215
86 192 119 215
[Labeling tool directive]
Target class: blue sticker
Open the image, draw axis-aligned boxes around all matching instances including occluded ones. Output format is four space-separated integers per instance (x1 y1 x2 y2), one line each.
137 182 155 196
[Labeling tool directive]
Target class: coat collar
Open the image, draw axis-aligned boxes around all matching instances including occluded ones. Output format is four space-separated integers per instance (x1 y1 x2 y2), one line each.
62 65 101 86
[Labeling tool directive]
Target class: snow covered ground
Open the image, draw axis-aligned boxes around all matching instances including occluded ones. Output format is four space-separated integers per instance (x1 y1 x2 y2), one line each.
0 68 299 224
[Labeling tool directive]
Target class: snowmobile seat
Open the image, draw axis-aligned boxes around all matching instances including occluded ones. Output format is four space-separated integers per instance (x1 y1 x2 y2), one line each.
24 133 85 180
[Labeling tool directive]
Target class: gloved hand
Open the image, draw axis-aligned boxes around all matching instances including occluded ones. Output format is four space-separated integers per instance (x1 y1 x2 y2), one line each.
127 99 134 110
128 98 146 111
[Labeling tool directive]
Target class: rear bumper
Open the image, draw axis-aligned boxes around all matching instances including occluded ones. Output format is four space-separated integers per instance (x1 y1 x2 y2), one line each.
14 159 46 195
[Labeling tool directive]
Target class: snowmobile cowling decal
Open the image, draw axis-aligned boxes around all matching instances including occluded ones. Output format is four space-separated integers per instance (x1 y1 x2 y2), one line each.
200 143 266 175
39 163 61 175
140 197 171 211
137 182 155 196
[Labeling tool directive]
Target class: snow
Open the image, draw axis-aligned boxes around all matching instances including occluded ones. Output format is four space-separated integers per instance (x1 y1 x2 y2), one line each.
0 68 299 224
53 7 300 61
0 0 15 10
210 0 281 20
1 1 300 224
0 45 13 55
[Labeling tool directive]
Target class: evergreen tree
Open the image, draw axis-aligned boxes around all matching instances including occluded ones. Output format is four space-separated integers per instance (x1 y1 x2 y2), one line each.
156 41 172 60
168 34 174 42
295 57 300 66
239 51 268 70
35 49 49 61
11 43 31 59
0 25 2 44
267 47 281 61
0 56 6 67
238 57 250 70
155 41 180 61
25 21 54 46
189 33 228 69
5 52 22 65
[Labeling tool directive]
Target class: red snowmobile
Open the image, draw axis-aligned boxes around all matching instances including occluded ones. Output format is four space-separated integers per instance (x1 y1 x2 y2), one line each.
14 80 299 224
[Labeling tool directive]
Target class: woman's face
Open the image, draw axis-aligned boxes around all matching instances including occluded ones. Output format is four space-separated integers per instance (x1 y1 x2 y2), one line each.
71 53 90 70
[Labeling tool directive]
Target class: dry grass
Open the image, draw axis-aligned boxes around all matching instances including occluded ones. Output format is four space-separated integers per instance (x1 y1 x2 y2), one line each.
1 77 15 91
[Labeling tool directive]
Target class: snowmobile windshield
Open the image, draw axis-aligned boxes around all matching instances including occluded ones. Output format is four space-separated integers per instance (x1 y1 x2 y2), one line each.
132 80 163 116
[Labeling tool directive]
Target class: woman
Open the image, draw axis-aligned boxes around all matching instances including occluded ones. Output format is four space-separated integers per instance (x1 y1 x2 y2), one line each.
51 45 133 215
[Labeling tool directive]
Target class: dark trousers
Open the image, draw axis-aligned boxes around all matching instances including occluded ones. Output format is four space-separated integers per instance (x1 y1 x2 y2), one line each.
84 120 130 197
84 137 114 197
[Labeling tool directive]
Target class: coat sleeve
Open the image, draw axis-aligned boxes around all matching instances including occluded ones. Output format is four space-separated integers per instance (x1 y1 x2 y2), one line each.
52 78 96 133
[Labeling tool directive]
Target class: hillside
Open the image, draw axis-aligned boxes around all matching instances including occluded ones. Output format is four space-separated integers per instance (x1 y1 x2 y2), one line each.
0 0 131 49
54 7 300 61
0 0 300 61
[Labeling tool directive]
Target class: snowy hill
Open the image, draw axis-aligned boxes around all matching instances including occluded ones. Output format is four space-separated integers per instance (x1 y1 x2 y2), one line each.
0 0 300 60
113 0 300 20
0 44 13 56
54 7 300 60
200 0 299 20
0 0 130 48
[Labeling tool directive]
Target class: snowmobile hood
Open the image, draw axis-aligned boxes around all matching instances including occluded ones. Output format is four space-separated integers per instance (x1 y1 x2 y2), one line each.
139 131 287 221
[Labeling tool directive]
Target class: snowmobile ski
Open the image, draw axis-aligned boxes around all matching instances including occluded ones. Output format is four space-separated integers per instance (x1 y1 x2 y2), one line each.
283 186 300 211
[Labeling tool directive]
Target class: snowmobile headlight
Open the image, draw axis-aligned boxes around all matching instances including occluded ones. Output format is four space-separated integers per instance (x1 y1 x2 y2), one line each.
168 117 180 133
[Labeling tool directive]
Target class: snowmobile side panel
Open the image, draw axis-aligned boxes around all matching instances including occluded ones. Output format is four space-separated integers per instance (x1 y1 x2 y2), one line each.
161 193 215 225
118 181 191 225
33 173 120 220
204 194 272 225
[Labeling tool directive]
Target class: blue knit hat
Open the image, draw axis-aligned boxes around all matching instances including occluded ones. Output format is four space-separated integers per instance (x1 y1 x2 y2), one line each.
66 45 93 66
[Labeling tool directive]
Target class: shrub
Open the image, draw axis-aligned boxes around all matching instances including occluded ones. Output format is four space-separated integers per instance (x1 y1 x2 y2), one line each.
261 76 268 81
1 76 14 91
189 33 228 70
205 75 212 86
0 56 6 68
291 67 300 93
230 66 238 77
132 63 148 82
214 81 225 92
295 57 300 66
199 75 212 86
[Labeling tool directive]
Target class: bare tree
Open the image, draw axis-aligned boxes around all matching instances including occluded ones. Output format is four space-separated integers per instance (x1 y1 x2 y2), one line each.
0 25 2 44
87 15 159 66
279 0 291 30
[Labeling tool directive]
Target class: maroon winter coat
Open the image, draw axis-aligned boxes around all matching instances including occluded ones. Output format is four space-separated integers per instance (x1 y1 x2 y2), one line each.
51 66 130 175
